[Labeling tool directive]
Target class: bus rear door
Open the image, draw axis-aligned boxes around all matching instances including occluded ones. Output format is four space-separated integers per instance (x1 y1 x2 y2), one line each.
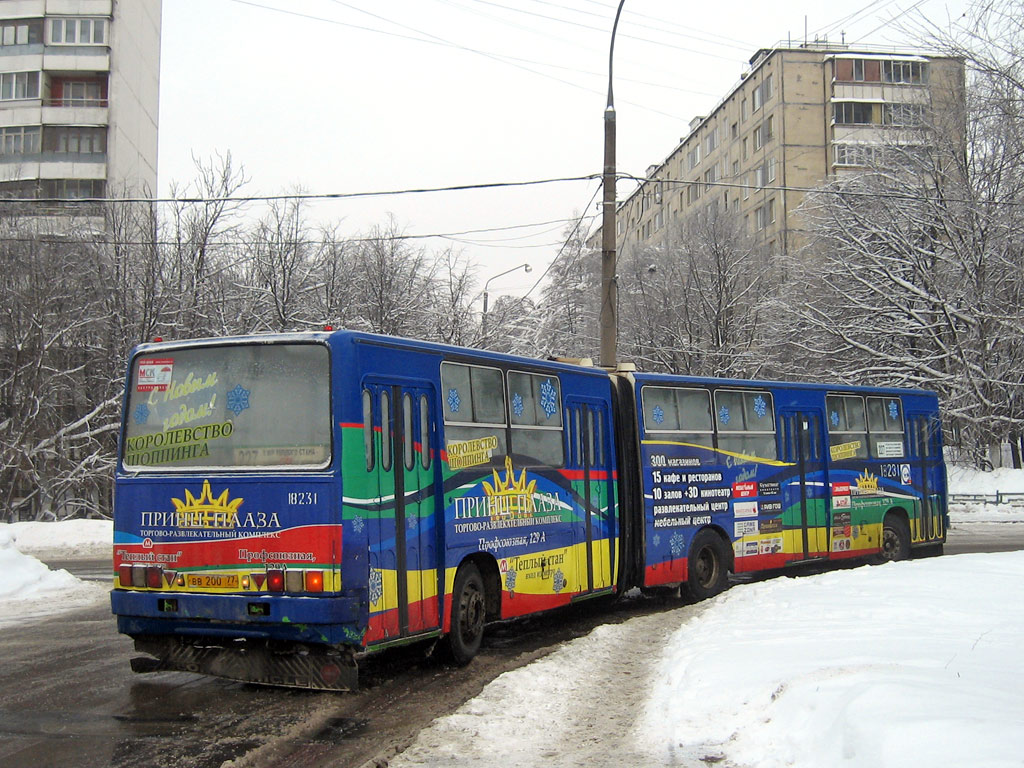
366 381 441 641
779 409 829 560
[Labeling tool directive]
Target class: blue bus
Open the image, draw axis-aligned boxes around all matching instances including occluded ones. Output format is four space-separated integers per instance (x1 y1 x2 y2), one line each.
111 330 947 689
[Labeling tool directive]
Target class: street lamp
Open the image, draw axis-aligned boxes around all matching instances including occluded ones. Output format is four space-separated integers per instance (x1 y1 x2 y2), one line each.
600 0 626 370
481 262 532 339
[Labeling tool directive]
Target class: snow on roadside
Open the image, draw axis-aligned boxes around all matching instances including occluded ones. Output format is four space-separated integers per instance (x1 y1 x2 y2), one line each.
392 553 1024 768
638 552 1024 768
4 519 112 560
391 608 697 768
0 526 108 628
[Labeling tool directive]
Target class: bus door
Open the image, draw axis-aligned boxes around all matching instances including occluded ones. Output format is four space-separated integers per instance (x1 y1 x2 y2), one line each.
566 400 615 594
368 381 440 639
907 412 943 543
779 410 829 560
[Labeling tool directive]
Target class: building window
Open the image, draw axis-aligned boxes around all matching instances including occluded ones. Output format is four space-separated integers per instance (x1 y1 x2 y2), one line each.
703 163 718 191
833 101 875 125
836 58 881 83
883 103 926 127
742 137 748 160
883 60 926 84
704 127 719 155
43 126 107 155
0 71 40 101
41 179 106 199
50 79 107 107
0 126 40 155
767 156 777 183
49 18 108 45
1 20 43 46
752 75 773 112
741 98 749 122
755 199 775 230
732 159 740 177
754 118 773 150
687 144 701 169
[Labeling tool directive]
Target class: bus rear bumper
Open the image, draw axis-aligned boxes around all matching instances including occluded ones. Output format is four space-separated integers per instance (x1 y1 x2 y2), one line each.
111 590 364 690
111 590 363 646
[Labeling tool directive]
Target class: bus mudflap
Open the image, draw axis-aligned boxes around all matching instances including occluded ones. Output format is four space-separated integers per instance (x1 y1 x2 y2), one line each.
130 636 358 691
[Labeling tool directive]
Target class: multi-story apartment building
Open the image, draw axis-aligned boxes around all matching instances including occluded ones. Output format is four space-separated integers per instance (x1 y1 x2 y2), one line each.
0 0 160 219
589 43 964 259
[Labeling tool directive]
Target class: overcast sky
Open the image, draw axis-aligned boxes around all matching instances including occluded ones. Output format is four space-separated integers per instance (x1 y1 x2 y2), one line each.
158 0 967 302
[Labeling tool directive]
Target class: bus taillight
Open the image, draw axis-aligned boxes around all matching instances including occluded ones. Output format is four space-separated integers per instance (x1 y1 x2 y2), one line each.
305 571 324 592
267 569 285 592
146 566 163 589
118 564 132 587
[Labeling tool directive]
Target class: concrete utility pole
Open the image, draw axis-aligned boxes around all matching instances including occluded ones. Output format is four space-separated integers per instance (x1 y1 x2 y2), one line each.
600 0 626 370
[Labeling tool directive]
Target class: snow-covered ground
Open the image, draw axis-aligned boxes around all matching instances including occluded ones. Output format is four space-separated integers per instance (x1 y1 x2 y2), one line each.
2 467 1023 767
0 522 109 629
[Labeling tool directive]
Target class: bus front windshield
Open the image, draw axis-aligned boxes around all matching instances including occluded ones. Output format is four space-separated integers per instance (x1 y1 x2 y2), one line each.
122 342 331 470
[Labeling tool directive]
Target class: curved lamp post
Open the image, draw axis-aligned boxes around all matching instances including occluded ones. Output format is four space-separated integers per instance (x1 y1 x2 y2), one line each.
600 0 626 370
482 262 532 339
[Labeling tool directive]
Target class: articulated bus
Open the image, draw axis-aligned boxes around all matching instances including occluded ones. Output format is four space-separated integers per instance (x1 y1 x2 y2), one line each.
111 330 947 689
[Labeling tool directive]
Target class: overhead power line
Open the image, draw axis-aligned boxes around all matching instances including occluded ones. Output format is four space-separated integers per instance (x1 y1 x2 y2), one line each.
0 174 600 206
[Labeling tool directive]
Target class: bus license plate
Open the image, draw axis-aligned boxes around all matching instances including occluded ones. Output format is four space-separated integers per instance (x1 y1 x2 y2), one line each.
186 574 239 589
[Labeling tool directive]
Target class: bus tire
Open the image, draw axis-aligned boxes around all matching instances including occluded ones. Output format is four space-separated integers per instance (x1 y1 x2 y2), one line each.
874 514 910 564
448 563 486 666
686 529 730 600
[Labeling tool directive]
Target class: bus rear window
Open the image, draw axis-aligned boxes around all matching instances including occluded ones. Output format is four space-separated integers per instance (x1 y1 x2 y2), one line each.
123 343 331 470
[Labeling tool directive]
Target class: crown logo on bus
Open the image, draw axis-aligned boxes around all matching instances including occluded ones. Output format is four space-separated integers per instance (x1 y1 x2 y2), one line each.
483 456 537 517
171 480 244 528
855 470 879 494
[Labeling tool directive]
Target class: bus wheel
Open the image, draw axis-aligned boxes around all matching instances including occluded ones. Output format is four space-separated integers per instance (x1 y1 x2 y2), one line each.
686 529 730 600
448 563 486 665
874 515 910 563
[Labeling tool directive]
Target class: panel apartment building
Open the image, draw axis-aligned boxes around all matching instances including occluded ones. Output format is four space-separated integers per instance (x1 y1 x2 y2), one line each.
590 43 964 258
0 0 160 221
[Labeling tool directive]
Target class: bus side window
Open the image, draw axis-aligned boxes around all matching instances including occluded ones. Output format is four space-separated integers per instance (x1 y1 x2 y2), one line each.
381 390 392 472
867 396 905 458
441 361 508 463
826 394 868 460
420 395 431 470
508 370 564 467
714 389 776 460
362 389 374 471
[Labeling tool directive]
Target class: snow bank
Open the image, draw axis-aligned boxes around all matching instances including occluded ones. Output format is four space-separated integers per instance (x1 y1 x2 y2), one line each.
947 465 1024 496
947 465 1024 524
0 526 108 628
4 519 112 559
639 553 1024 768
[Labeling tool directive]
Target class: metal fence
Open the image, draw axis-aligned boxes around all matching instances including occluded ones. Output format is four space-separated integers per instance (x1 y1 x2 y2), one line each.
949 493 1024 505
